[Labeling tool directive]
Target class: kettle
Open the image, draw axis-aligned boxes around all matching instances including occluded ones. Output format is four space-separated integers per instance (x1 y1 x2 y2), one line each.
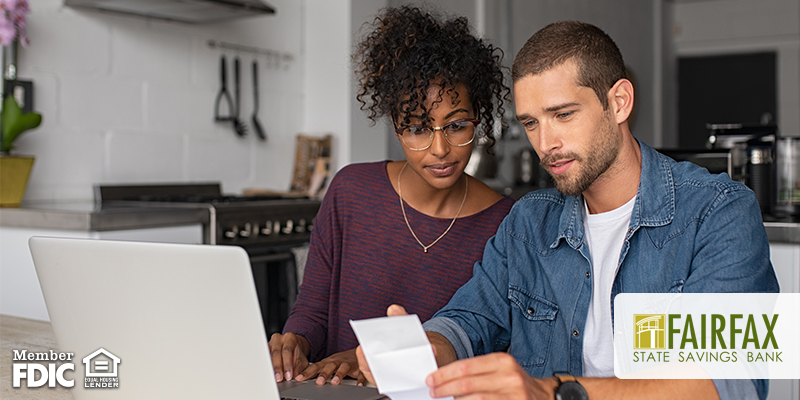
774 137 800 217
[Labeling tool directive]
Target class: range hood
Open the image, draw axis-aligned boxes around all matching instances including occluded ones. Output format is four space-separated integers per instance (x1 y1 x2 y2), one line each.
64 0 276 24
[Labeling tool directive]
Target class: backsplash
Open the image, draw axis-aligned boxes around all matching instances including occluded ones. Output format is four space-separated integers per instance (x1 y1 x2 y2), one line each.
16 0 305 201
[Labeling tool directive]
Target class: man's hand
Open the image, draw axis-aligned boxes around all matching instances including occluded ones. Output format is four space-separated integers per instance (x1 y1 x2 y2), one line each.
426 352 557 399
268 332 310 382
295 349 367 386
386 304 409 317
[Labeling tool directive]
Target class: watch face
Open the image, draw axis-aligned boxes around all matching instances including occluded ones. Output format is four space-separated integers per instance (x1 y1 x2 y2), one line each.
556 381 588 400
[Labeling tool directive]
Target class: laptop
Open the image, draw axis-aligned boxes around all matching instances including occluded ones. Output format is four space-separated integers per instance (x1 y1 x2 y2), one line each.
29 236 384 400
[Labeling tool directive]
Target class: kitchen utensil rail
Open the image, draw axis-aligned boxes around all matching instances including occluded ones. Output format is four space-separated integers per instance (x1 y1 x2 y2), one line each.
207 40 294 63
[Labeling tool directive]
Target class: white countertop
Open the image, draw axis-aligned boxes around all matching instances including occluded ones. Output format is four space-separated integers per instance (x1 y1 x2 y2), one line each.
0 201 208 232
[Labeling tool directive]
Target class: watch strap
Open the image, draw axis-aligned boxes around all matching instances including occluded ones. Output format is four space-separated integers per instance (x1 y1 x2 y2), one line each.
554 375 579 383
553 374 588 400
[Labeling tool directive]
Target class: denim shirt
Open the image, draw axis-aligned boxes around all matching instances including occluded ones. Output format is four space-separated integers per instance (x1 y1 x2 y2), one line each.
424 140 779 400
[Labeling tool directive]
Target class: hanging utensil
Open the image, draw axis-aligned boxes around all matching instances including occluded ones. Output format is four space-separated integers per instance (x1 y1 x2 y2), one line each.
232 57 248 137
214 55 234 122
251 60 267 141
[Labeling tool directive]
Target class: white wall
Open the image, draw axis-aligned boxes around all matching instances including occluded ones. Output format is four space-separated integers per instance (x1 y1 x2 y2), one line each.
505 0 657 147
303 0 350 171
15 1 798 199
16 0 306 201
669 0 800 139
304 0 392 169
350 0 390 164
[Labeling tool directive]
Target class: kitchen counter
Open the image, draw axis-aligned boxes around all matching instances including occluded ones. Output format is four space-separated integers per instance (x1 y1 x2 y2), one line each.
0 201 208 232
764 221 800 244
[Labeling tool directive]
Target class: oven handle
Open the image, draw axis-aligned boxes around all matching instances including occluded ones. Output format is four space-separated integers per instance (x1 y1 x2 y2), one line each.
249 253 295 263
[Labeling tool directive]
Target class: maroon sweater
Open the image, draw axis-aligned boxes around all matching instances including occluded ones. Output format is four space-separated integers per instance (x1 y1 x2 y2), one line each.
283 161 515 361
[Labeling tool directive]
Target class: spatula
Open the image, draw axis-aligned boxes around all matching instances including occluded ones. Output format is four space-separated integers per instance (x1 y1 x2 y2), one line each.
251 60 267 141
232 57 248 137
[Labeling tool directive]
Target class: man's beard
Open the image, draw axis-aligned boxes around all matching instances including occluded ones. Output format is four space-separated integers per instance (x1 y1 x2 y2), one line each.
541 112 620 197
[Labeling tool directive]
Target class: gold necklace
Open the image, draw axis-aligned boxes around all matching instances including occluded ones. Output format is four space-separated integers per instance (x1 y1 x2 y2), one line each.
397 162 468 253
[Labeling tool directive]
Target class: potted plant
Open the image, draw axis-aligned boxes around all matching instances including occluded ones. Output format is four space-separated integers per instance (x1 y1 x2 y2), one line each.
0 0 41 207
0 95 41 206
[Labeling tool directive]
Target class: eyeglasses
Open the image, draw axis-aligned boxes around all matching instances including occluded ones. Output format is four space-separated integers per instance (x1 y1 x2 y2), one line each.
394 118 480 151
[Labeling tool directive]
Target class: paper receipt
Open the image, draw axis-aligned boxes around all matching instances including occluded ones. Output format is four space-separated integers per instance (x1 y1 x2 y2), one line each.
350 315 452 400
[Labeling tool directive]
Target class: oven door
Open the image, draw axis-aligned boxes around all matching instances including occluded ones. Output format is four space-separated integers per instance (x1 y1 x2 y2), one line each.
245 244 302 337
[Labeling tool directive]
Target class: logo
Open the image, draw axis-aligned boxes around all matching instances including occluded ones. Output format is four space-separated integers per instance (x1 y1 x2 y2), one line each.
11 348 121 389
82 348 120 388
11 350 75 388
614 293 800 379
634 314 666 349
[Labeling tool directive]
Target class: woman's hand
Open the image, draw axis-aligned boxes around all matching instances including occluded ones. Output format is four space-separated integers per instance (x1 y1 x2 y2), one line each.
296 348 367 386
268 332 310 382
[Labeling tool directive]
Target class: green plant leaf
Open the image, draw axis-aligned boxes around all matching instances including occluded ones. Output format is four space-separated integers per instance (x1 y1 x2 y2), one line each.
8 113 42 142
2 95 22 140
1 95 42 154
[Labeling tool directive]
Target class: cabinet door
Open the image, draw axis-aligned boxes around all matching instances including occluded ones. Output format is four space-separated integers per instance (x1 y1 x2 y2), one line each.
770 243 800 294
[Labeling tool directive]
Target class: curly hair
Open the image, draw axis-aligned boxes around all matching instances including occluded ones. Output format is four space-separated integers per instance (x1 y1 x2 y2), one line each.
353 6 509 151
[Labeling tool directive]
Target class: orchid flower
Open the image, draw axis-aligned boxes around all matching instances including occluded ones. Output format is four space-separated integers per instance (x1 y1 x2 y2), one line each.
0 17 15 46
0 0 28 47
0 0 18 11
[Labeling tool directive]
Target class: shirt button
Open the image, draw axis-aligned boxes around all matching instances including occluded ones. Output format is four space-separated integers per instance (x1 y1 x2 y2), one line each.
585 271 591 278
573 330 580 337
527 307 535 315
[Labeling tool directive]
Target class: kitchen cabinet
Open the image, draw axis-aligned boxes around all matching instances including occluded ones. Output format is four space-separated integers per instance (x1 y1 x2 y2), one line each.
770 242 800 294
767 240 800 400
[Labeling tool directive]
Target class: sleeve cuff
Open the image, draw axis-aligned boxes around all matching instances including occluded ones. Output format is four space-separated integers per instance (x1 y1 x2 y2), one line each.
423 317 474 360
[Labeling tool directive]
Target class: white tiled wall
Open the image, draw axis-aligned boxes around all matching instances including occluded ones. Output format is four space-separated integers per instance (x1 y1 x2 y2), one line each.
16 0 307 200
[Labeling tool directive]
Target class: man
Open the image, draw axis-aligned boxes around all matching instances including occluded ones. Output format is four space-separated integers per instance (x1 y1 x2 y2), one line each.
357 21 779 399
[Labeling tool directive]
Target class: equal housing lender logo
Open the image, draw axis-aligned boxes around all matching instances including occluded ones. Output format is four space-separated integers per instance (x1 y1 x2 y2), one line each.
12 347 120 389
614 293 800 379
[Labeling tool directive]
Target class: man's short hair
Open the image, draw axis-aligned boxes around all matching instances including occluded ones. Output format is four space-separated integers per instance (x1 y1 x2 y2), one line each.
512 21 627 110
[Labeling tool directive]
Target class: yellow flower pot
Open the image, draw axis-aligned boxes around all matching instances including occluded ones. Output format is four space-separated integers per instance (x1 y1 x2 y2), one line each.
0 155 34 207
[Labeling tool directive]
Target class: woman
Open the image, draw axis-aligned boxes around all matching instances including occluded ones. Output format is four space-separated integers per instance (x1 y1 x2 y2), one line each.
269 5 513 386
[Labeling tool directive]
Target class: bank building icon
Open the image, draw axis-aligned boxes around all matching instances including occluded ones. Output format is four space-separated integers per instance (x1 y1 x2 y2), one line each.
634 314 666 349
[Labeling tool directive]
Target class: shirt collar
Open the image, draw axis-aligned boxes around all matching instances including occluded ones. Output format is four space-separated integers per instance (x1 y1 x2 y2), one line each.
553 138 675 250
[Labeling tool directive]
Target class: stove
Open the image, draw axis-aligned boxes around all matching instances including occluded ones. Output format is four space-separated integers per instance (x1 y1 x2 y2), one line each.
96 183 321 248
95 183 322 335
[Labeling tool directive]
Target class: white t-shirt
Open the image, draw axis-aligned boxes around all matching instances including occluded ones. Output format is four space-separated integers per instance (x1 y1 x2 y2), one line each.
581 195 636 377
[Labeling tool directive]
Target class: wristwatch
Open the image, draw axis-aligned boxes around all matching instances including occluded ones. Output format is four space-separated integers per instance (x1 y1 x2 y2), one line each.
553 374 588 400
